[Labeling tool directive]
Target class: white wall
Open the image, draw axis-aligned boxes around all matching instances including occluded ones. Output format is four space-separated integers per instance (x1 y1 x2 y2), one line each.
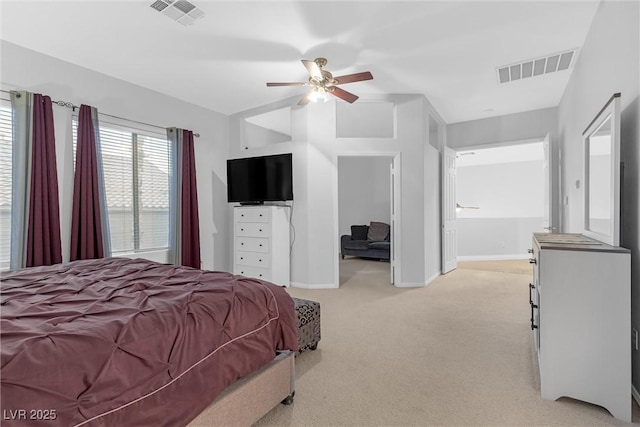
457 160 544 218
556 0 640 392
230 94 444 288
447 108 559 230
338 156 392 238
228 98 309 285
0 41 230 271
456 159 544 259
457 218 543 259
447 107 557 149
244 122 290 148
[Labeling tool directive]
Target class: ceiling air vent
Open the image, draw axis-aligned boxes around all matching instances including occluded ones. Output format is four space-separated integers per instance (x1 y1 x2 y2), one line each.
150 0 205 26
497 49 577 84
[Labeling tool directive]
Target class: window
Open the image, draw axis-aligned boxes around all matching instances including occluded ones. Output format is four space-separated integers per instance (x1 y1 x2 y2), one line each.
73 120 170 254
0 101 12 269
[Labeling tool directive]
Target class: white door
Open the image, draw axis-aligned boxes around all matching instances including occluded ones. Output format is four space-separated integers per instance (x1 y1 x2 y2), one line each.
542 133 554 232
442 147 457 273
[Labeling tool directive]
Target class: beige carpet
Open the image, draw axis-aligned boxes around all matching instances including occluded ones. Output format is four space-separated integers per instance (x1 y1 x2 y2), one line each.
252 258 638 426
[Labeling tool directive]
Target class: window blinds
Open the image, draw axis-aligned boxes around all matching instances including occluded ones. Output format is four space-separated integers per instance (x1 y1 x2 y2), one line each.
72 120 170 254
0 102 12 268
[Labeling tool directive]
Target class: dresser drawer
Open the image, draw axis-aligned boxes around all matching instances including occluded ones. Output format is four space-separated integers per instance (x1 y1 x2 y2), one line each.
235 222 270 238
236 237 269 253
235 265 271 281
235 207 271 223
236 251 270 268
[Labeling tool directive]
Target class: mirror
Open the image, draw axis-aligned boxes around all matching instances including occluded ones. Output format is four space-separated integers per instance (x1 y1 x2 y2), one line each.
583 93 621 246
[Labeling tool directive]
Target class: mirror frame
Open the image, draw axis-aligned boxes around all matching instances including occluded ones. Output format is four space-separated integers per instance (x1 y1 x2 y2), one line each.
582 92 621 246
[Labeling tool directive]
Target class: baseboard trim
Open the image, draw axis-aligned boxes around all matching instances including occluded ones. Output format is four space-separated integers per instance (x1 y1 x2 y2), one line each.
632 385 640 407
394 282 426 288
291 274 442 289
457 254 529 262
425 271 441 286
290 282 338 289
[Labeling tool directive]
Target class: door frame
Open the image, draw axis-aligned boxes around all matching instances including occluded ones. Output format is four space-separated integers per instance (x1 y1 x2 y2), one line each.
542 133 554 232
442 146 457 273
334 152 402 287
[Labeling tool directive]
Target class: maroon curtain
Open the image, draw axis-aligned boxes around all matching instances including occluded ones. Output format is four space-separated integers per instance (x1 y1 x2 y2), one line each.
180 130 201 268
26 94 62 267
70 105 105 261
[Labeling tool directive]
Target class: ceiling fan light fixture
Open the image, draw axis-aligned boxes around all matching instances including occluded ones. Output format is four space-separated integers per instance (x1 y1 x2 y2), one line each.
267 57 372 106
309 87 330 103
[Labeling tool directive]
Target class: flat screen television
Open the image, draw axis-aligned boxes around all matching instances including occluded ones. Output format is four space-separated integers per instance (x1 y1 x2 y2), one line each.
227 153 293 204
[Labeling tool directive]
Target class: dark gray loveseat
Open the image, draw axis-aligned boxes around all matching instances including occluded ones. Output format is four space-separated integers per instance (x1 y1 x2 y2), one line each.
340 222 390 261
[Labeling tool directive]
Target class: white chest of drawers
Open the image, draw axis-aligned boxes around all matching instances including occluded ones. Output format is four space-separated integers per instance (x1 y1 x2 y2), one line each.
233 206 290 287
530 233 631 422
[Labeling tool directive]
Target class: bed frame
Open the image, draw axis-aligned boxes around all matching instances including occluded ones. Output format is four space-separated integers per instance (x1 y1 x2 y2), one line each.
187 351 295 426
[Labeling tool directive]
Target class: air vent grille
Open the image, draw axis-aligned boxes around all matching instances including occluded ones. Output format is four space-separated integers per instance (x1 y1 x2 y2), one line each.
497 49 577 84
149 0 204 26
174 0 195 14
150 1 169 12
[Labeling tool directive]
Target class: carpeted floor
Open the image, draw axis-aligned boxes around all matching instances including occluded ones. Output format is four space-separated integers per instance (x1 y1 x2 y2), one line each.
252 258 638 426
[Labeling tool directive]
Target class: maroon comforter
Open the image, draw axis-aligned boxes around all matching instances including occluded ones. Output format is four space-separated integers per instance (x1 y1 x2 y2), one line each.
0 258 298 426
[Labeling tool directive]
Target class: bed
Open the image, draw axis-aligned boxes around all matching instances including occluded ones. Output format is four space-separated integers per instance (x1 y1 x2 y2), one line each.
0 257 298 426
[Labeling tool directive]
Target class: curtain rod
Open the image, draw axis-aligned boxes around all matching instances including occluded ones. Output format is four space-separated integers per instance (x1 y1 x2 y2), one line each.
0 89 200 138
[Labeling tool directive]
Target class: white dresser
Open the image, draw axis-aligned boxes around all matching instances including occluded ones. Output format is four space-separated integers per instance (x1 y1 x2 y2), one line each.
530 233 631 422
233 205 290 287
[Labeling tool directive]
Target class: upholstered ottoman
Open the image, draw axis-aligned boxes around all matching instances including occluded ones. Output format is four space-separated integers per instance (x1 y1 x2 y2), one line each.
293 297 321 352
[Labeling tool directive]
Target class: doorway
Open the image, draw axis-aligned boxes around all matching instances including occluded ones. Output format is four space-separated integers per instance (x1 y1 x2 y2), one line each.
336 154 399 286
455 140 549 261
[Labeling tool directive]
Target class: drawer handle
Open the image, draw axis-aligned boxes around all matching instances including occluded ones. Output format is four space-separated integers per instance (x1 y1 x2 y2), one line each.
530 304 539 330
259 214 263 217
528 248 533 254
259 244 263 247
259 259 262 262
259 274 263 277
529 258 537 264
241 243 244 245
240 228 244 231
241 214 244 217
528 283 533 305
240 257 244 260
259 229 263 232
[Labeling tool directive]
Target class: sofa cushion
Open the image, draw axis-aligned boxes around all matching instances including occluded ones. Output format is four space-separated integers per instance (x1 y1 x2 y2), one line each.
343 240 370 251
351 225 369 241
368 221 390 241
368 241 390 250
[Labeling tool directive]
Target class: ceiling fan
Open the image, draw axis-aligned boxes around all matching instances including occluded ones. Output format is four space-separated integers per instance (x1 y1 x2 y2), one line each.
266 57 373 105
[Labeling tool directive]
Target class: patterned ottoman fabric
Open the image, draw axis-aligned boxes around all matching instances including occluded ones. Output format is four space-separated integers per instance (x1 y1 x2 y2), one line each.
293 297 321 352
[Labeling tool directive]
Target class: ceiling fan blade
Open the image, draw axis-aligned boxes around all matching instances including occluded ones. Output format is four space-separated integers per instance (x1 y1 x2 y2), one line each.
329 87 359 103
266 82 307 87
298 90 314 106
302 59 322 80
331 71 373 85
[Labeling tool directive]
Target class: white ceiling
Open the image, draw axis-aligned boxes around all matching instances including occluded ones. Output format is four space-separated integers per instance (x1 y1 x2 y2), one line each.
0 0 600 123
